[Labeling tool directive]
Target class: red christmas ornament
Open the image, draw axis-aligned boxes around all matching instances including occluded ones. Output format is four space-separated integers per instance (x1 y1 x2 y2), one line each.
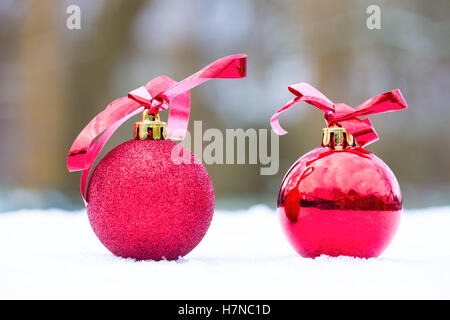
271 83 408 258
87 138 214 260
67 55 247 260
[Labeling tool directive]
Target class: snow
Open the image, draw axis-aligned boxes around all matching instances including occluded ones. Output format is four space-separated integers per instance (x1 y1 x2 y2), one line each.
0 205 449 299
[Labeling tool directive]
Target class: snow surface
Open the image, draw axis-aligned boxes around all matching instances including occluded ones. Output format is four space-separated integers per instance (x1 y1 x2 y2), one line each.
0 205 449 299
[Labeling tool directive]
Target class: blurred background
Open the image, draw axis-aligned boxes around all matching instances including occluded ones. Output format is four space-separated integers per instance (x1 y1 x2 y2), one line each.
0 0 449 212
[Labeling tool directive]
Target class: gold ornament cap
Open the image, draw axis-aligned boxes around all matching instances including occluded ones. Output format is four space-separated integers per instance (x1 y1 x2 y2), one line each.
134 109 167 140
321 124 355 150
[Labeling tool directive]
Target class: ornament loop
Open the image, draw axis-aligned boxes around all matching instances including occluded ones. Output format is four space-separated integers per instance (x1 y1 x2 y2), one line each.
134 109 167 140
322 125 355 150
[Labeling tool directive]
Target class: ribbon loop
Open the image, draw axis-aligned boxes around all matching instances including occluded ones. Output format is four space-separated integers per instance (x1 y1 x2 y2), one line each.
128 86 152 106
271 82 407 147
127 85 170 115
68 54 247 203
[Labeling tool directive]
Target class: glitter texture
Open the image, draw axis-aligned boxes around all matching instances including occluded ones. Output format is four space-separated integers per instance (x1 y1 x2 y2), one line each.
87 139 214 261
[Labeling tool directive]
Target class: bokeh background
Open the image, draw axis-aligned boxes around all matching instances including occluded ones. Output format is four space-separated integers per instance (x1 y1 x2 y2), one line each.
0 0 449 211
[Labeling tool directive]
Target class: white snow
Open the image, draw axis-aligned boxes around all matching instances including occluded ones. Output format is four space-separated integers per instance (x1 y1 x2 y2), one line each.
0 205 449 299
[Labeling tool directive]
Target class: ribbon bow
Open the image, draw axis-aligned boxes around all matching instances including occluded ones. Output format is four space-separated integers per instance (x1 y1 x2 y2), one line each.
68 54 247 203
270 82 407 146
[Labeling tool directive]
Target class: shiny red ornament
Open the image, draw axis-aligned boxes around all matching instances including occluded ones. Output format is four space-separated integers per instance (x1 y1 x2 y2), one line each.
87 139 214 261
278 147 401 258
271 82 408 258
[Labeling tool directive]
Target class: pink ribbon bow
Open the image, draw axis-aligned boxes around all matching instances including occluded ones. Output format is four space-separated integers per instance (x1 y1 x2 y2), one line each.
68 54 247 203
270 82 407 146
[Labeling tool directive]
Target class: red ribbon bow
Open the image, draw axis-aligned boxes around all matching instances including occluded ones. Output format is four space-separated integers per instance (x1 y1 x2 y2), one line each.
270 82 407 146
68 54 247 203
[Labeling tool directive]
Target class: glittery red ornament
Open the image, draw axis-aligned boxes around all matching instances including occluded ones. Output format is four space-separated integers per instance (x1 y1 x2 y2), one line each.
87 139 214 260
67 55 247 260
271 82 408 258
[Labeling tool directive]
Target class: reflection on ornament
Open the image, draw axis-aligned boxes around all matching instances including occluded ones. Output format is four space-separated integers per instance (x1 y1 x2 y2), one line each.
278 146 402 258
